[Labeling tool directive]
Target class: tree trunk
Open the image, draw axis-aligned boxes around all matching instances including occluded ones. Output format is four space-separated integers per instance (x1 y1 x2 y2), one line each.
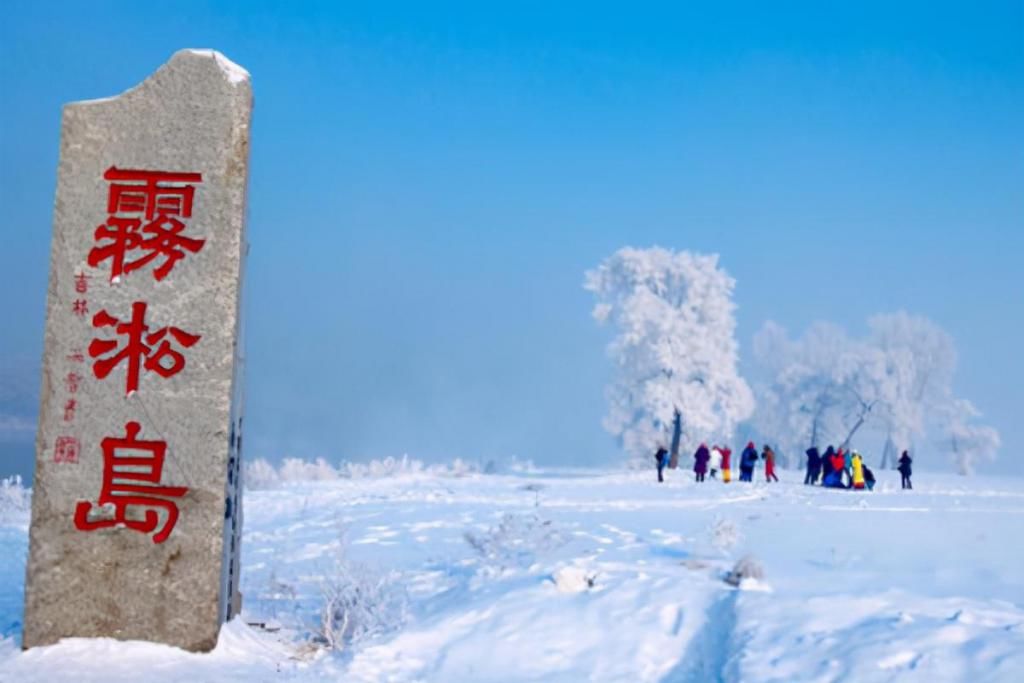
840 416 866 451
840 400 875 451
668 410 681 469
777 447 791 469
879 433 896 470
810 415 820 452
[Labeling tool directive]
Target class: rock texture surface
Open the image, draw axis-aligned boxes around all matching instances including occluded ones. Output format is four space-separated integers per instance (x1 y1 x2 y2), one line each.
23 49 252 652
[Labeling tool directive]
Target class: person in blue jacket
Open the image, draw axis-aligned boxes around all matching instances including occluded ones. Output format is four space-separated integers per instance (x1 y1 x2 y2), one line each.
654 445 668 483
804 447 822 485
739 441 758 482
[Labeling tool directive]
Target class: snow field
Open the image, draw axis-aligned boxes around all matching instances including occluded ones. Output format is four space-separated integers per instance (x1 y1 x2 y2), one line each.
1 468 1023 681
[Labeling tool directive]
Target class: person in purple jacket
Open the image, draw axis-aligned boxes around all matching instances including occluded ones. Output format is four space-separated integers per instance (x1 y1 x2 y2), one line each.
693 443 711 482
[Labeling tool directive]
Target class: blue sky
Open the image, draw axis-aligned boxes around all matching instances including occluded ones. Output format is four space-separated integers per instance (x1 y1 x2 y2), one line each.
1 1 1022 478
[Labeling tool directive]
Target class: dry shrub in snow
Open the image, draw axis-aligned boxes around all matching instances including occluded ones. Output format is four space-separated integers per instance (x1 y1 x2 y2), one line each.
316 545 408 651
465 512 568 569
724 555 764 587
248 570 302 630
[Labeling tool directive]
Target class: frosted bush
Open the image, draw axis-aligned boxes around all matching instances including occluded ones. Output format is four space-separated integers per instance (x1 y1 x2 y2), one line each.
0 476 31 525
475 456 537 475
340 455 421 479
280 457 339 482
465 512 568 569
245 457 340 488
445 458 478 477
505 457 538 474
316 558 408 651
244 458 280 490
247 570 303 631
245 455 484 488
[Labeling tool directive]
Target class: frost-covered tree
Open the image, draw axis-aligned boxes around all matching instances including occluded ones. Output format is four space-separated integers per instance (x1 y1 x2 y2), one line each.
754 320 907 456
941 399 1001 475
832 340 891 450
585 247 754 461
867 313 957 467
752 321 852 463
752 312 999 473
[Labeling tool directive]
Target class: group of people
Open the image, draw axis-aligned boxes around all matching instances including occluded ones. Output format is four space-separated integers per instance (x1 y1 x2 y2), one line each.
655 441 778 484
654 441 916 491
803 447 913 490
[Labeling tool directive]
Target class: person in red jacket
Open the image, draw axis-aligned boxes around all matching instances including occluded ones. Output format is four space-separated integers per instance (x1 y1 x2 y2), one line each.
831 449 847 487
720 446 733 483
762 445 779 482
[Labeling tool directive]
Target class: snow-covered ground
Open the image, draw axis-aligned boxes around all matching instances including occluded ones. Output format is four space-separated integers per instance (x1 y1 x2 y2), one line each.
2 467 1024 682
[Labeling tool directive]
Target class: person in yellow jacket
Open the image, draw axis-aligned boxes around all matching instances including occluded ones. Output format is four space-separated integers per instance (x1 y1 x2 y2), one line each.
851 451 866 490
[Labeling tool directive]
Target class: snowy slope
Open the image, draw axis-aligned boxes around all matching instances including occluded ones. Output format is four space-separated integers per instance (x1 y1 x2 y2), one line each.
2 468 1023 682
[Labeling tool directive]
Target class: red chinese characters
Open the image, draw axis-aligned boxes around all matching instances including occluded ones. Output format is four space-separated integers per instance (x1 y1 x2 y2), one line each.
63 399 77 422
89 301 201 395
58 274 89 463
65 371 82 394
53 436 80 464
88 167 205 282
74 421 188 544
70 166 205 542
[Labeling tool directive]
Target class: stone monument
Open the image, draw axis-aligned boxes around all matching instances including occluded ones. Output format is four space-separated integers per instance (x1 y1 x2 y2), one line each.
23 49 252 652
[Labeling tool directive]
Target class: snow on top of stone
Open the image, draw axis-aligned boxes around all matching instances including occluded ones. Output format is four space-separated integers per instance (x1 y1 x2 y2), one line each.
185 49 250 85
72 49 249 106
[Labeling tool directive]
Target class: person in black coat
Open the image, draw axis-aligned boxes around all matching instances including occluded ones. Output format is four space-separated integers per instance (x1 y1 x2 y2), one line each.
804 447 822 485
655 446 671 483
863 464 876 491
898 450 913 490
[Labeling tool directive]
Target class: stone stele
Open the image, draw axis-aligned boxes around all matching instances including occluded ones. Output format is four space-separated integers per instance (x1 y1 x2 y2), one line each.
23 49 252 652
